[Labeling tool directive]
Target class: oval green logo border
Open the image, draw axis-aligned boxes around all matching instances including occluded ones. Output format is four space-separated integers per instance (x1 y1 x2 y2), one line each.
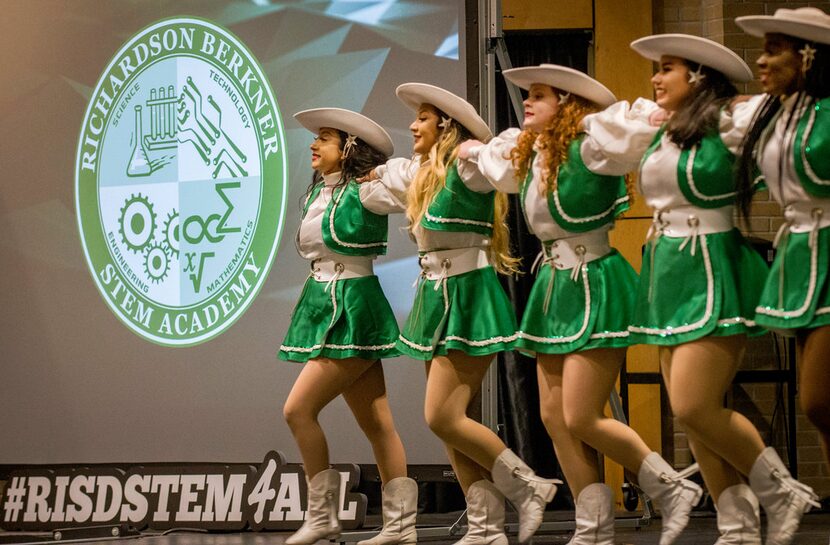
75 17 287 346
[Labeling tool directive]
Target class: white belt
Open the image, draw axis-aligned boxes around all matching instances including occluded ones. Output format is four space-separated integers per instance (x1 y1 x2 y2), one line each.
651 207 734 238
530 231 610 314
534 231 611 274
310 258 374 291
417 247 490 290
647 206 734 258
773 201 830 250
778 202 830 234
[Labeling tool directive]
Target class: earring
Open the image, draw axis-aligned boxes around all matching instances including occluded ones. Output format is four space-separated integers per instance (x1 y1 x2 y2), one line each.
558 92 570 104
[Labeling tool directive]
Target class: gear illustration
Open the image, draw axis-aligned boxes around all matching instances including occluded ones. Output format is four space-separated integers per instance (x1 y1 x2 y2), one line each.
162 210 180 257
143 243 170 283
119 193 156 253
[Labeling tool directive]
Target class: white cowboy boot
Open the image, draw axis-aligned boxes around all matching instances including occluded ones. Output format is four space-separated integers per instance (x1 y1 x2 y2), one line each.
567 483 614 545
491 448 559 543
357 477 418 545
637 452 703 545
713 484 761 545
453 480 508 545
748 447 819 545
286 468 342 545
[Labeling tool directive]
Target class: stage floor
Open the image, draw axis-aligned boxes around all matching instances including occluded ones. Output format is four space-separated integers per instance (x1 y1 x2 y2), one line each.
2 510 829 545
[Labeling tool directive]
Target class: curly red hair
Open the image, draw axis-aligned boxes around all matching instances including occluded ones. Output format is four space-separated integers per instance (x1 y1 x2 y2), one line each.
510 92 602 194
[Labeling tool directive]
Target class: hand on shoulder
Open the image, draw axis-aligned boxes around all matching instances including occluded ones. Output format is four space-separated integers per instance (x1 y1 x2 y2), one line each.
648 108 670 127
458 139 483 160
356 168 378 183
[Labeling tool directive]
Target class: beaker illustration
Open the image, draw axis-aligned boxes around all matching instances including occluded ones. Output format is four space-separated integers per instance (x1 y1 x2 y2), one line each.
127 105 152 177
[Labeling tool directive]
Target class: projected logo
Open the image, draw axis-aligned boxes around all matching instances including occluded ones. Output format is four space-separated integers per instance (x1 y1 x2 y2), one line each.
75 17 287 346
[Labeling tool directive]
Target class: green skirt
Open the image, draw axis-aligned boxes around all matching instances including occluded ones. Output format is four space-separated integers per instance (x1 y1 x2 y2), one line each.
629 229 768 346
755 226 830 331
397 266 518 360
279 275 400 362
518 250 638 354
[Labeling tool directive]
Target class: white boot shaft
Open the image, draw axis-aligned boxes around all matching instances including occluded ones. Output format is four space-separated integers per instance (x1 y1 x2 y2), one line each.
453 480 508 545
357 477 418 545
286 469 342 545
637 452 703 545
491 448 560 543
567 483 614 545
713 484 761 545
749 447 819 545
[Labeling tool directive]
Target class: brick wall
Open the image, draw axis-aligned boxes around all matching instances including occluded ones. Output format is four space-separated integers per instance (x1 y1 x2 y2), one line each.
651 0 830 498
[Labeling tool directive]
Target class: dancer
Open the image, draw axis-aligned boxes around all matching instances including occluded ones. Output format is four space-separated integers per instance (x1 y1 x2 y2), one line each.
281 108 416 545
627 34 818 545
459 63 702 545
367 83 559 544
734 7 830 543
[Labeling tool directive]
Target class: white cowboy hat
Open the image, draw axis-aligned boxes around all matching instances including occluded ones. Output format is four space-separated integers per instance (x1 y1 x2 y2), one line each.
736 7 830 46
293 107 394 157
631 34 753 83
502 64 617 107
395 82 492 142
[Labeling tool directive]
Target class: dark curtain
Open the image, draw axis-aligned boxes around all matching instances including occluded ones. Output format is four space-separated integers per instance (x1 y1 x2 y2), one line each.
495 30 593 509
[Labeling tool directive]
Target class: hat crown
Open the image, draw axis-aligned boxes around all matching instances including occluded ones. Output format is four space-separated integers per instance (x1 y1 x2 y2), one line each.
293 107 394 157
773 7 830 26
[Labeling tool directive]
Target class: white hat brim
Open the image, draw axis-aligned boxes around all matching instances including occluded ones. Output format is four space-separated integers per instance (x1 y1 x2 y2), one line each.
395 83 492 142
293 107 394 157
631 34 753 83
736 14 830 46
502 64 617 107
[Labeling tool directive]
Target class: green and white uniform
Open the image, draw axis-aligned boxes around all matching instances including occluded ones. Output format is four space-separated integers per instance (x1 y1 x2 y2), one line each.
279 171 401 362
464 98 659 354
619 95 768 345
374 156 518 360
754 94 830 332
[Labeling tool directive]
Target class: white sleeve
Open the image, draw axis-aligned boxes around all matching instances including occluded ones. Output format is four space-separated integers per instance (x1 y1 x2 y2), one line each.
359 180 406 214
580 98 661 175
371 156 419 206
457 156 497 194
461 128 522 194
720 94 766 155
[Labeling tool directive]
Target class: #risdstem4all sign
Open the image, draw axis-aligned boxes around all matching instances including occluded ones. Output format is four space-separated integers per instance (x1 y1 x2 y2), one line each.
76 17 287 346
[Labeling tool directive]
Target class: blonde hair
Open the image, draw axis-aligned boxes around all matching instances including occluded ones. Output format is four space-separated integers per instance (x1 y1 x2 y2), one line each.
510 93 634 199
406 110 520 275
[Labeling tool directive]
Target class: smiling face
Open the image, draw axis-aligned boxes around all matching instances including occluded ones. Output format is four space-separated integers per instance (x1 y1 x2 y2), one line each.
651 55 693 112
309 127 343 174
409 104 441 156
757 33 803 97
522 83 560 132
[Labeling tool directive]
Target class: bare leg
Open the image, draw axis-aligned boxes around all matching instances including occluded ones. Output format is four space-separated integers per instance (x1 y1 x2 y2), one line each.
283 357 374 477
447 447 488 493
798 325 830 467
424 360 489 493
684 429 744 502
662 336 766 476
660 345 745 502
537 353 600 499
342 360 407 485
560 348 652 475
423 350 507 470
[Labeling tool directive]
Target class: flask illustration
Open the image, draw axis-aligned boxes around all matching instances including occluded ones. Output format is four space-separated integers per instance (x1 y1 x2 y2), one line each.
127 105 152 177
